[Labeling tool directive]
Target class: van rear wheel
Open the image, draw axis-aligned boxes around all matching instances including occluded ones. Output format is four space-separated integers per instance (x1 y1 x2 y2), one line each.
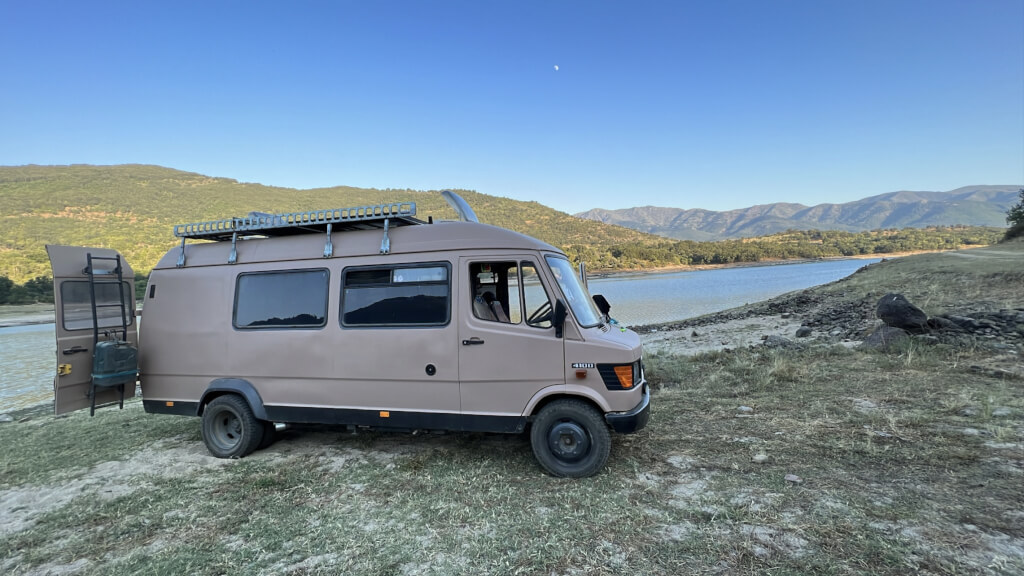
201 395 265 459
530 399 611 478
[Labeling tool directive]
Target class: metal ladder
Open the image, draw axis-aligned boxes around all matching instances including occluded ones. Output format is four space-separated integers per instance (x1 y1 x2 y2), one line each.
85 253 132 416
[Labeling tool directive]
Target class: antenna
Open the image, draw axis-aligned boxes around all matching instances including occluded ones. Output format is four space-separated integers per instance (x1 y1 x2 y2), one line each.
441 191 479 223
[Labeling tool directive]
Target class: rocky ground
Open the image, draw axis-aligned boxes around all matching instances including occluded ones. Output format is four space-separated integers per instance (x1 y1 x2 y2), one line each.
634 251 1024 380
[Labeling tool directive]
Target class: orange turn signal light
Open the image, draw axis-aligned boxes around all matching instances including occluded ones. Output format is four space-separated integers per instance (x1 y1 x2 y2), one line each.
613 365 633 389
575 369 588 379
165 401 174 407
380 411 390 418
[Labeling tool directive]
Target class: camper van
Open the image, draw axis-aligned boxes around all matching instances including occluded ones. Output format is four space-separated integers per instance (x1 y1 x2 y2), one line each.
46 194 648 477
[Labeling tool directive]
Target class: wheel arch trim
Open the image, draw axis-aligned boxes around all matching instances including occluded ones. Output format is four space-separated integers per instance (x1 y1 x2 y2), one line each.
524 384 610 417
198 378 268 420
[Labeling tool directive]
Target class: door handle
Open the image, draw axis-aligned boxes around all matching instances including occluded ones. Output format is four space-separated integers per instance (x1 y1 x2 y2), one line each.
462 338 485 346
62 346 89 355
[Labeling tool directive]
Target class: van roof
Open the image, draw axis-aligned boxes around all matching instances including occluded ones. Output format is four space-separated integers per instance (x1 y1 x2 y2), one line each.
154 220 562 269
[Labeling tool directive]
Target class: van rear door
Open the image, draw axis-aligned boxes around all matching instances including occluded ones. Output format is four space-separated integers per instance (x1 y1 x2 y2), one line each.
46 246 138 415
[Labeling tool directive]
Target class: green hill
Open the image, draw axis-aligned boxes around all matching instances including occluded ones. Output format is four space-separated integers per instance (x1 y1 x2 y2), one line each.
0 164 657 282
0 165 1006 288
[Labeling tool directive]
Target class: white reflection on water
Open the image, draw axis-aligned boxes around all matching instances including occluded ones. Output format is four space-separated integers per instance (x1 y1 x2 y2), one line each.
0 258 879 411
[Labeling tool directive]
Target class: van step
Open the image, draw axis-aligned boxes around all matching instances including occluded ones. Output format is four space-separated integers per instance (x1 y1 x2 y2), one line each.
173 202 420 241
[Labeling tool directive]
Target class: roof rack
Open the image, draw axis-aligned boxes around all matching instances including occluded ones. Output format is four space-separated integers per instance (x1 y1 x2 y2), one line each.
172 201 422 267
174 202 419 240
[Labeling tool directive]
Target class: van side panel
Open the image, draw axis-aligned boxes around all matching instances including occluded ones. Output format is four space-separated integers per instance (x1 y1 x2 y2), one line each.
139 266 231 404
140 256 461 417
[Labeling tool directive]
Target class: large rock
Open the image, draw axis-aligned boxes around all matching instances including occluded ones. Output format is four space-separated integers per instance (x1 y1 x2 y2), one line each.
861 325 910 350
876 293 928 334
762 335 798 349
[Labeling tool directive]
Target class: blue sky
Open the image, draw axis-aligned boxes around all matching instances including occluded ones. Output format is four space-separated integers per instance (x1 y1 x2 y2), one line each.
1 0 1021 214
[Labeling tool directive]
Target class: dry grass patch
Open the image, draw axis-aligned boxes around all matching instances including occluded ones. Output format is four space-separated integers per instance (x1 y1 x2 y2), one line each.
1 341 1021 574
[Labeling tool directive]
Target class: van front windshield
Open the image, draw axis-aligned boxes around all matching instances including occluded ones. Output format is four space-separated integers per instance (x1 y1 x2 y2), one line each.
545 255 603 328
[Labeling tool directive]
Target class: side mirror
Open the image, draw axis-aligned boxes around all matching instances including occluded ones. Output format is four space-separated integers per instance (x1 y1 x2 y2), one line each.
592 294 611 316
554 300 568 338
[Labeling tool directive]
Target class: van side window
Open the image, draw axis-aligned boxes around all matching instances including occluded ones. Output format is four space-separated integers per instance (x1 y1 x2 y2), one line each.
521 262 552 328
505 266 523 323
234 269 329 329
60 281 135 331
470 262 516 323
469 261 550 328
342 263 450 327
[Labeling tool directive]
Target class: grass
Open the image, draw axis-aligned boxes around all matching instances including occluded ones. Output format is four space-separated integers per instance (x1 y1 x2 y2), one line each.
817 238 1024 316
1 242 1022 575
2 339 1021 575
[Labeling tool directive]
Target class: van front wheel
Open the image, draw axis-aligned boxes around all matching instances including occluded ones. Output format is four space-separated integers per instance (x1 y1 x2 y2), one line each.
530 399 611 478
201 395 265 459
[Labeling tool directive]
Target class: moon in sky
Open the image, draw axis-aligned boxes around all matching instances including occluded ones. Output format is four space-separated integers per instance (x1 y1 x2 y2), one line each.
554 65 559 71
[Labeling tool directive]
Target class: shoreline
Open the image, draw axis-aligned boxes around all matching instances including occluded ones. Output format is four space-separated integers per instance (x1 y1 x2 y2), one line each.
0 303 57 329
584 249 939 280
0 248 965 327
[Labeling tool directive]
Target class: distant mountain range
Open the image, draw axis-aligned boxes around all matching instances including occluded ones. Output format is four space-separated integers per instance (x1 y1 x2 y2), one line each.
575 186 1021 241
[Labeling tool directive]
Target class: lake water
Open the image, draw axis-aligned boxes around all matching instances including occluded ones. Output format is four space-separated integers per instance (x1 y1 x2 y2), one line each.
0 258 878 412
588 258 879 326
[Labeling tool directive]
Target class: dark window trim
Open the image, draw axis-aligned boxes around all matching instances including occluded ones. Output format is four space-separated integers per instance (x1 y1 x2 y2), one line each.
340 261 452 328
233 268 330 330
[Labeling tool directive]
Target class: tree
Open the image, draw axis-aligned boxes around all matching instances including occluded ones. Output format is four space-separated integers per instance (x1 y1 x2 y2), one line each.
0 275 12 305
1007 188 1024 227
1005 188 1024 241
23 276 53 303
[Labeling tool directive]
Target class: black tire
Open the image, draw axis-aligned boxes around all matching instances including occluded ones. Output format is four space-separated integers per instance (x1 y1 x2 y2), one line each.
257 423 277 450
201 395 265 459
530 399 611 478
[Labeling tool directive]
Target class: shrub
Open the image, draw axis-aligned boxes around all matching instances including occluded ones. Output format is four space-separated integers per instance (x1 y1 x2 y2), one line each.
0 275 12 305
1003 220 1024 242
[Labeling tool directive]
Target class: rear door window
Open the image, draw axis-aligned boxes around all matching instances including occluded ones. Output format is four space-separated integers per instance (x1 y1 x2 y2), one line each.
60 281 135 331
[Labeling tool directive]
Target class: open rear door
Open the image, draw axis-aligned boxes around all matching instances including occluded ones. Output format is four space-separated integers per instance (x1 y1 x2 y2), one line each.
46 245 139 415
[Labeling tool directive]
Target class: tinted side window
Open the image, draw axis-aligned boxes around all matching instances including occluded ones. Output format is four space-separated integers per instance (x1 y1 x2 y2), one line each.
342 264 450 327
234 269 329 329
60 281 135 331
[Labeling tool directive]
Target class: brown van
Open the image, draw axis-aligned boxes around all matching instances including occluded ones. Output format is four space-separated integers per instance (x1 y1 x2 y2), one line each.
47 194 648 477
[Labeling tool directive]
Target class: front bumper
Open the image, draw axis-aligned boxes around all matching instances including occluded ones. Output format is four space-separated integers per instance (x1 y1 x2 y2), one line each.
605 383 650 434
